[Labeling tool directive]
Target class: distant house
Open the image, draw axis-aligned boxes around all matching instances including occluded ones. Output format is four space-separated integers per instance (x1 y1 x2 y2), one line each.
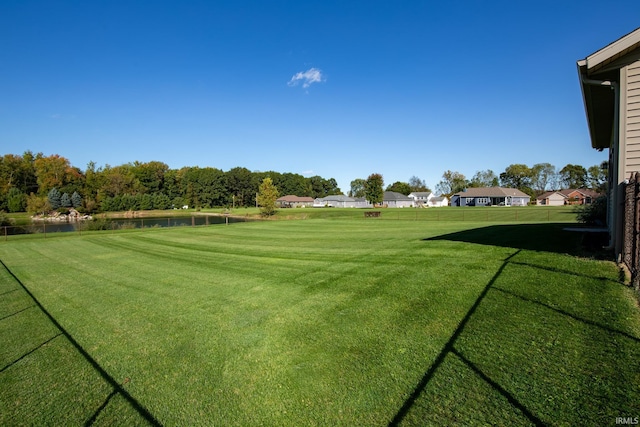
451 187 530 207
427 196 448 207
561 189 601 205
536 191 567 206
408 192 432 206
536 189 601 206
276 195 315 208
314 195 371 208
383 191 414 208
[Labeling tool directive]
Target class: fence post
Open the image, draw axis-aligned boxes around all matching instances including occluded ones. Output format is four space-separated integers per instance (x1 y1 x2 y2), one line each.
43 223 46 239
631 172 640 290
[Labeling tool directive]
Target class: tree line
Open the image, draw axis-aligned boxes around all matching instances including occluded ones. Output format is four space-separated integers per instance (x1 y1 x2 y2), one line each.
0 152 342 214
434 162 607 198
348 162 607 204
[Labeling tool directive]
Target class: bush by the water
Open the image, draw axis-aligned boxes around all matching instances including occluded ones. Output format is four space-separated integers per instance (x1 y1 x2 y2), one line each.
80 217 113 231
0 210 14 226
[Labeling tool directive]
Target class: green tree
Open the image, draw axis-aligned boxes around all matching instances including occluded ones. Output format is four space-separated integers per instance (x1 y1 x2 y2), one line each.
182 167 227 208
101 164 142 197
468 170 499 188
7 187 26 212
365 173 384 205
257 177 279 216
27 193 51 215
530 163 556 193
587 161 607 193
308 175 340 198
0 210 13 226
48 188 62 209
386 181 411 195
60 192 72 208
408 176 430 193
71 191 82 208
559 164 588 189
499 164 533 189
435 170 467 197
132 161 169 194
273 172 307 196
349 178 366 198
226 167 255 207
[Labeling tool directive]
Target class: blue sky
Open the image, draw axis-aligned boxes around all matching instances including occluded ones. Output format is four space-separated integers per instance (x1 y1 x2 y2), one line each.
1 1 639 193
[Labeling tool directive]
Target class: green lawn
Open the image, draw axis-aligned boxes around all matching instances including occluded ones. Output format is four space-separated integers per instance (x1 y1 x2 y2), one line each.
1 218 638 426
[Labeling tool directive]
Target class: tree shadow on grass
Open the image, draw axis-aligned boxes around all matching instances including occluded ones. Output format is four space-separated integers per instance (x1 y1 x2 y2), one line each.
424 223 611 259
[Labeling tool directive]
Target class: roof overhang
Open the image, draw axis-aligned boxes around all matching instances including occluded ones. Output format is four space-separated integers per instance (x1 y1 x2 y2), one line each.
577 28 640 150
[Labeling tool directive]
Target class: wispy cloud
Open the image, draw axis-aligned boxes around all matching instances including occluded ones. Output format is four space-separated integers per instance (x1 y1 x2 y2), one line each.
288 68 324 89
50 113 76 119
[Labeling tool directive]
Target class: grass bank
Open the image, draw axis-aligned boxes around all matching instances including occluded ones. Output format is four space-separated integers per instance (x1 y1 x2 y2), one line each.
0 219 638 425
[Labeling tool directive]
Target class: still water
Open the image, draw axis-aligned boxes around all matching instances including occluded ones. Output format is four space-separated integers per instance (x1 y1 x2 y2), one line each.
4 215 250 235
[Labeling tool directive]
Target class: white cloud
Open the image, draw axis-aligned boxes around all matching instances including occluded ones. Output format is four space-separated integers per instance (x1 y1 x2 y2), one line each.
49 113 76 119
288 68 324 89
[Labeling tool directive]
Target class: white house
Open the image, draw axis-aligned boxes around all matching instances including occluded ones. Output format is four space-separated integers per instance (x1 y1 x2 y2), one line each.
427 196 448 207
408 192 432 206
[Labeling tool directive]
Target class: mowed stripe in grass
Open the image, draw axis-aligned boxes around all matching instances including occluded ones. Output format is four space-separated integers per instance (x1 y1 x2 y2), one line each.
1 219 639 425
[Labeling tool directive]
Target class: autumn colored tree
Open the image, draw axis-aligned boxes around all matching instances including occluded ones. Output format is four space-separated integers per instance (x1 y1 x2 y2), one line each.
257 177 279 216
34 154 74 194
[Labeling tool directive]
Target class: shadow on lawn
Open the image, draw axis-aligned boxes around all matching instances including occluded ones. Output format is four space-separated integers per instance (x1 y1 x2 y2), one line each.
424 223 611 258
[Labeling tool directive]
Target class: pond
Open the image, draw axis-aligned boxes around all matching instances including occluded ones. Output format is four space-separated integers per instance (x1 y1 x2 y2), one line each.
2 215 252 236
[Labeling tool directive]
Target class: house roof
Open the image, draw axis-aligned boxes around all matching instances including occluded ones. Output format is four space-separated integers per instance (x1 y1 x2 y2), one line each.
558 188 602 198
452 187 530 198
408 192 432 197
536 189 602 201
430 196 447 202
316 194 355 202
277 195 315 202
577 27 640 150
383 191 412 201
